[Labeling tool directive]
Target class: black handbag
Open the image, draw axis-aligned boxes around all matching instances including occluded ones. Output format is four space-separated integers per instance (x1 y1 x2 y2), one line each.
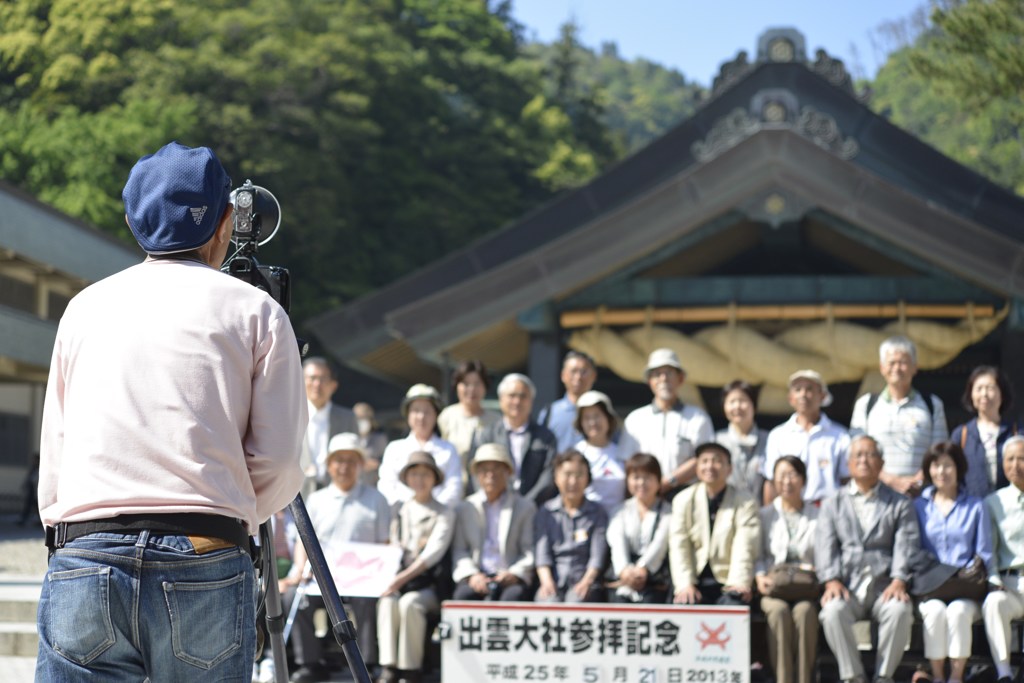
400 558 446 593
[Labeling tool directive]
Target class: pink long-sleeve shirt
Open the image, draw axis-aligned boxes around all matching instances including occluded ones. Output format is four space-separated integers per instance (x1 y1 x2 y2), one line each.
39 258 307 531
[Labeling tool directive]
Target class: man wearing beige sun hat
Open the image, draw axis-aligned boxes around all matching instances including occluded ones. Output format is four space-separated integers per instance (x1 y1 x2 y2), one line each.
452 443 537 602
624 348 714 496
762 369 850 505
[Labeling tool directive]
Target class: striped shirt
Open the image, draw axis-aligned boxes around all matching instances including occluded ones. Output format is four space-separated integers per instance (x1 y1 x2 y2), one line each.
850 388 947 477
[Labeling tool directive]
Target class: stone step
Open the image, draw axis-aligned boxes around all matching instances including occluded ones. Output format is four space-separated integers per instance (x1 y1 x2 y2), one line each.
0 580 41 624
0 599 38 624
0 623 37 658
0 655 36 682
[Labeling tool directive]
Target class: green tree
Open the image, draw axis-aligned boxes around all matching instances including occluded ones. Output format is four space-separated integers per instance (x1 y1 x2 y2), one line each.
526 24 704 155
0 0 618 322
910 0 1024 114
870 1 1024 194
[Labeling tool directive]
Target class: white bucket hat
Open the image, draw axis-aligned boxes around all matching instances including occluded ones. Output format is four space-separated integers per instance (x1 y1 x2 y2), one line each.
401 383 442 417
326 432 367 461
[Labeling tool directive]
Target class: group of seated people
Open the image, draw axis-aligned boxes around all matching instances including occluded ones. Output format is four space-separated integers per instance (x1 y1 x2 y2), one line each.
271 336 1024 683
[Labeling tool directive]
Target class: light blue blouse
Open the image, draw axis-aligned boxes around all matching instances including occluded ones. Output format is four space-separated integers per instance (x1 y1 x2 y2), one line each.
914 486 993 572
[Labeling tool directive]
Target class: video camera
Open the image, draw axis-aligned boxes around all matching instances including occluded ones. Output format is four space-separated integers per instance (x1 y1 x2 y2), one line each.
222 180 292 314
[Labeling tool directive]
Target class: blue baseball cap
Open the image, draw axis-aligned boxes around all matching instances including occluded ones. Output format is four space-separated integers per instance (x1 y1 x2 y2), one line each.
122 141 232 254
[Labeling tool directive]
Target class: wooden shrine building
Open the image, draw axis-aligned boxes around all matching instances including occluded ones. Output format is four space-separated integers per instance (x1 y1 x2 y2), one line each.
308 29 1024 425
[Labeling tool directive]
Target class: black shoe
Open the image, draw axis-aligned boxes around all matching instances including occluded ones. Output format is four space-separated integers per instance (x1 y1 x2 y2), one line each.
377 666 400 683
966 666 998 683
996 677 1012 683
290 664 329 683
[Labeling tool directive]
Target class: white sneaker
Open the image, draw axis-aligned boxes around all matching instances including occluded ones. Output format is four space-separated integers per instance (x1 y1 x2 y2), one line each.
257 658 276 683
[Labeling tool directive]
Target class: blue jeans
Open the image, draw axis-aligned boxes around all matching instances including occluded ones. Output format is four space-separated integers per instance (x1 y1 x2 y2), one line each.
36 530 256 682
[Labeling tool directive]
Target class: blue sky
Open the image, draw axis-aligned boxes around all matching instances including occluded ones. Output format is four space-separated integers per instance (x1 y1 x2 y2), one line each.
511 0 929 86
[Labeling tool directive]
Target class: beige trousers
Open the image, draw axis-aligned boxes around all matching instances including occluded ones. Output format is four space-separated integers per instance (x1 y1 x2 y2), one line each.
376 588 439 670
760 596 819 683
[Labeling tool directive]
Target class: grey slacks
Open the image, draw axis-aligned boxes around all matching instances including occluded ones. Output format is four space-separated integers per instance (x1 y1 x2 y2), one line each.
819 592 913 680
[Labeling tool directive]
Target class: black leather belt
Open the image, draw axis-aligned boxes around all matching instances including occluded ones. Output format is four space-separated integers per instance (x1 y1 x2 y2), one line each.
1002 568 1022 577
45 513 251 554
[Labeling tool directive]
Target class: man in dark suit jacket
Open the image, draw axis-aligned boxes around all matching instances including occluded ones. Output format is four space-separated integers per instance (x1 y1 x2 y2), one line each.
470 373 556 504
301 357 359 496
816 434 920 683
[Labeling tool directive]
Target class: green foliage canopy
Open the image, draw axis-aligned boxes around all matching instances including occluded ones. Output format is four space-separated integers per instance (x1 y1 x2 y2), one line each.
0 1 643 323
870 0 1024 194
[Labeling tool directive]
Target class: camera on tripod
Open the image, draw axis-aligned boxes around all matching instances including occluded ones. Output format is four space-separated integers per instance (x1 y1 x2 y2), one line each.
218 179 369 682
223 179 292 314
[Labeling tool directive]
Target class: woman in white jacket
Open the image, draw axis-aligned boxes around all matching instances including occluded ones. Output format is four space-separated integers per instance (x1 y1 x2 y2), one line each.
755 455 819 683
607 453 672 603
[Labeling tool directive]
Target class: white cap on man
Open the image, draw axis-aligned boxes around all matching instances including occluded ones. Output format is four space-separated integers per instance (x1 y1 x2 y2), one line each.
788 369 834 408
644 348 684 379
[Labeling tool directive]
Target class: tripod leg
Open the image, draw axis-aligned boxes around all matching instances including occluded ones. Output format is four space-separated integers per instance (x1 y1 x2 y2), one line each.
289 493 372 683
283 577 306 644
258 520 292 683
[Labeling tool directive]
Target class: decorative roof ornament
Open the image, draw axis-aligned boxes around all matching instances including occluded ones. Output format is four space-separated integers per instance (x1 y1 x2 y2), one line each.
691 108 760 162
757 29 807 65
691 89 859 162
795 107 859 159
739 189 815 227
811 49 854 94
711 51 751 95
709 28 857 99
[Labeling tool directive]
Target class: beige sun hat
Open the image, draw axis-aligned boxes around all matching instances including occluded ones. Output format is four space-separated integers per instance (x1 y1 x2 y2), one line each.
788 369 834 408
472 443 515 474
399 450 445 486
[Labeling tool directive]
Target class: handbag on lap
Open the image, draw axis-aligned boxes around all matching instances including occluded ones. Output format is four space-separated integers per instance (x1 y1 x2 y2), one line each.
764 563 820 602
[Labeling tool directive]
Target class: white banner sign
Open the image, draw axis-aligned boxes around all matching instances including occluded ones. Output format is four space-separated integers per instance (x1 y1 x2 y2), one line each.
304 541 402 598
441 601 750 683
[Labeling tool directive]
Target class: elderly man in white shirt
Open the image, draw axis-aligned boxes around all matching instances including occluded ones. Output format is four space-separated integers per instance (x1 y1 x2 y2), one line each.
624 348 714 495
279 433 391 682
850 336 947 497
983 436 1024 683
763 370 850 505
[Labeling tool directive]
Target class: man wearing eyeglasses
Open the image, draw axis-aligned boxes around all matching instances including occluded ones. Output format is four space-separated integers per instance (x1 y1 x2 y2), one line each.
537 350 598 453
301 356 359 496
472 373 557 504
625 348 714 496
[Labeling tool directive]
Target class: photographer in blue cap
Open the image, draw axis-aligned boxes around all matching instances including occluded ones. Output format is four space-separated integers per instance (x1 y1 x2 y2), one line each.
35 142 308 680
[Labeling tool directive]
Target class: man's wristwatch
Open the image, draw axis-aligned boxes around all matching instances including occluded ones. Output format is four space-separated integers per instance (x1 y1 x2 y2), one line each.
668 476 678 487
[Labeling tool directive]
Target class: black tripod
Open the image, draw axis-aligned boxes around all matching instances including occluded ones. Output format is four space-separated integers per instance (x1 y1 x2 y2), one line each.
257 493 372 683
